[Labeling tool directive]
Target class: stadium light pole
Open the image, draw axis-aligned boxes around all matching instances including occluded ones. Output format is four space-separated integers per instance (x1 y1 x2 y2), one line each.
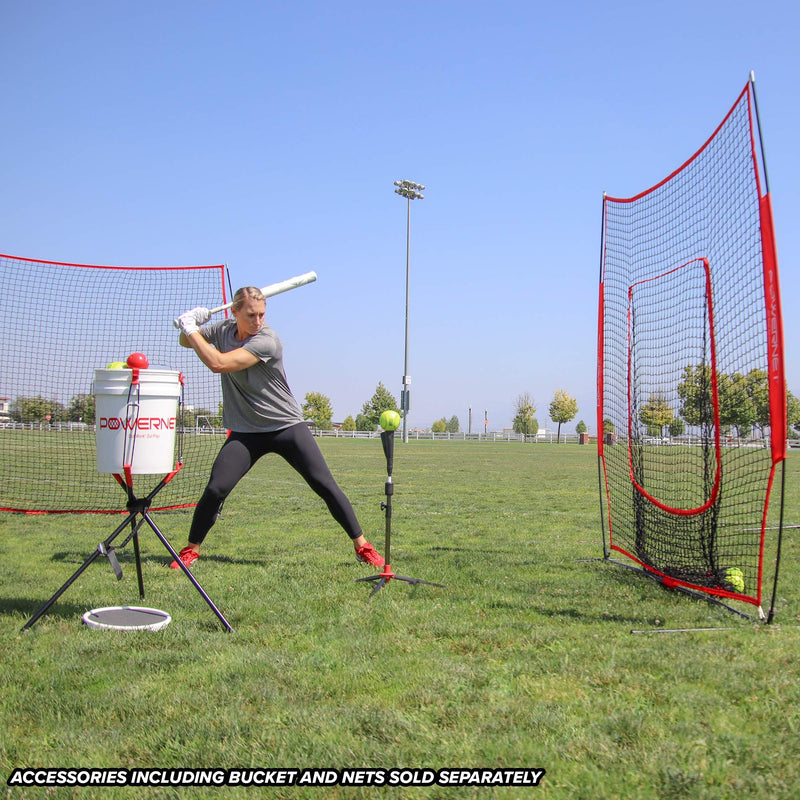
394 179 425 443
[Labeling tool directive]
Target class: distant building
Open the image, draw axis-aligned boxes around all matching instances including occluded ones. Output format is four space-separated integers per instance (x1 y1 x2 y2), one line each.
0 397 9 422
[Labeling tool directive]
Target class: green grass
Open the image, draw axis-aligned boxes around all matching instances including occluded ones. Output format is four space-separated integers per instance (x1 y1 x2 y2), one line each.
1 442 799 799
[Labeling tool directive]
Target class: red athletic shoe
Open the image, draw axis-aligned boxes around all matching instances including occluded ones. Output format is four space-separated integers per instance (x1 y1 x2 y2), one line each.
355 541 385 568
170 546 199 569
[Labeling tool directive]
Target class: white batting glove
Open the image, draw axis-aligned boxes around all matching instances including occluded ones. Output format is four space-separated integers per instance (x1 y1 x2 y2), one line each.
176 307 211 336
178 312 199 336
192 307 211 325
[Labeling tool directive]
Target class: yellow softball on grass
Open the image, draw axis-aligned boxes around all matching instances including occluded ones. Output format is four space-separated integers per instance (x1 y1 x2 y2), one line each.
725 567 745 593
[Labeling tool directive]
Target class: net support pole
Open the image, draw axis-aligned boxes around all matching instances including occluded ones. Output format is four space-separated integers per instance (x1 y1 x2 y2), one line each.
750 71 771 194
767 461 787 624
597 192 610 559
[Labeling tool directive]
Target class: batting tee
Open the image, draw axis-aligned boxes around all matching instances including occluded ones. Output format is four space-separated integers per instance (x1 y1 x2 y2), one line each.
597 75 787 620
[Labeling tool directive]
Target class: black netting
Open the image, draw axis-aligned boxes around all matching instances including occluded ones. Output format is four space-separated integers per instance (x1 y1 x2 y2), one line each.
599 83 783 606
0 255 227 512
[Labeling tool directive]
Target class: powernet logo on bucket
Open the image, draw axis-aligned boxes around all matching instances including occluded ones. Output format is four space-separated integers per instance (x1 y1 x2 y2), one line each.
98 416 176 432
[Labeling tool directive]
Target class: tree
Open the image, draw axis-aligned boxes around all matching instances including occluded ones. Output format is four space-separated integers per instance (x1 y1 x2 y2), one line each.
719 372 754 438
356 382 398 431
668 417 685 437
549 389 578 442
11 395 65 423
66 393 94 423
638 393 674 437
355 413 370 431
512 392 536 436
677 363 715 429
302 391 333 430
677 364 774 438
341 415 356 432
745 369 770 436
575 420 587 434
788 390 800 439
429 416 461 433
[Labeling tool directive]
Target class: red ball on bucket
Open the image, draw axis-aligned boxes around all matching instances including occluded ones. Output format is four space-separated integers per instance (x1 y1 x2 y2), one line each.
127 352 149 369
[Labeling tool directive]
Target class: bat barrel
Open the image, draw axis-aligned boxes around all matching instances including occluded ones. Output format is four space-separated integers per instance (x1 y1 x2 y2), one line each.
208 271 317 314
174 271 318 326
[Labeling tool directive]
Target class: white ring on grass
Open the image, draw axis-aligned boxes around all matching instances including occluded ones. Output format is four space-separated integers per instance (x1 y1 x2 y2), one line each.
82 606 172 631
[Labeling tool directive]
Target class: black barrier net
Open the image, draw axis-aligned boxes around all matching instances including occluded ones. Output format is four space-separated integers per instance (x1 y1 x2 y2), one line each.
0 255 228 512
598 79 787 611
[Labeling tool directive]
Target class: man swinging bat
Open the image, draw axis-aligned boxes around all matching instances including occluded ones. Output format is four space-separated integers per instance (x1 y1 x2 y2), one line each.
172 285 384 571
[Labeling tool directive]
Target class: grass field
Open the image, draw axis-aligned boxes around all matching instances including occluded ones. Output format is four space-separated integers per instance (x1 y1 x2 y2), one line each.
1 441 799 799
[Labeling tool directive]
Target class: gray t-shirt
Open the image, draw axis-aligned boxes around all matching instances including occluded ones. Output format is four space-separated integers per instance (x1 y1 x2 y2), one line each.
201 319 303 433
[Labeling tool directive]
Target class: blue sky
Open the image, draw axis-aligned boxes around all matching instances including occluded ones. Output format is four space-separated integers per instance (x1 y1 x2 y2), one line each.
2 1 798 431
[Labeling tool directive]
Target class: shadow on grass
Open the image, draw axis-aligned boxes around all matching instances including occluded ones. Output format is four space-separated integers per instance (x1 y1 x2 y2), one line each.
535 604 643 625
171 553 270 568
48 549 270 569
583 557 760 623
0 595 86 621
428 544 545 566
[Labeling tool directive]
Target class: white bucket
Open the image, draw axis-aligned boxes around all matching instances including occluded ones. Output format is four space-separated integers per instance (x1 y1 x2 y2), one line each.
94 369 181 474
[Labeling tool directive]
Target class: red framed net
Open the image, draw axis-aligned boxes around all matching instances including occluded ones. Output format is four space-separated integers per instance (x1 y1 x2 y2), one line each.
597 78 786 614
0 254 228 512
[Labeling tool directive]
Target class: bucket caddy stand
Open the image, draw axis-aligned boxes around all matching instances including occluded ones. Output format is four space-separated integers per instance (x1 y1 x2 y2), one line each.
22 463 233 632
356 430 444 598
23 366 232 632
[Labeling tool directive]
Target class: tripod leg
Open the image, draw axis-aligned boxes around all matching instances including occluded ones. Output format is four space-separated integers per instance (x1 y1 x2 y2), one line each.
368 576 388 597
116 515 147 596
132 528 145 600
142 511 233 633
390 575 446 588
21 549 103 631
22 510 140 632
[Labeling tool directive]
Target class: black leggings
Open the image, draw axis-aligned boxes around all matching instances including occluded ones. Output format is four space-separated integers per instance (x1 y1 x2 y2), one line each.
189 423 363 545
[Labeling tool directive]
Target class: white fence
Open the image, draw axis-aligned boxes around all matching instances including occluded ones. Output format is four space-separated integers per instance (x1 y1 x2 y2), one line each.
1 421 92 432
4 420 798 449
312 429 588 443
0 422 581 442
